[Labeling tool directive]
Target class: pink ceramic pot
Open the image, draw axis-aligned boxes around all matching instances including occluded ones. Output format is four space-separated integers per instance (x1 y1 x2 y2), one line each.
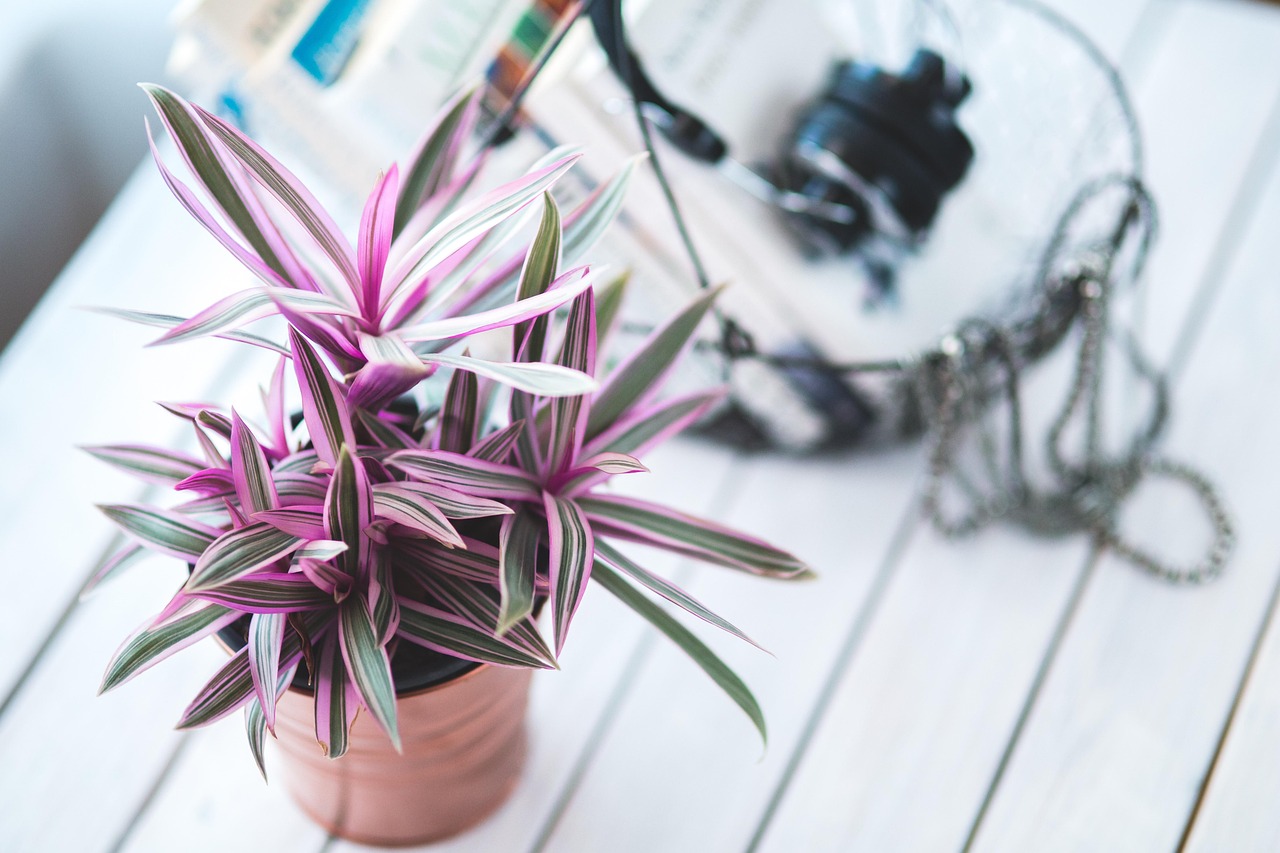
271 664 533 846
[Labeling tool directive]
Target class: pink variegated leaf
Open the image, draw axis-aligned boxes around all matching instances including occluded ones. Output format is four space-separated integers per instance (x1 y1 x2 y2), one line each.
193 573 336 612
570 391 723 496
275 449 322 473
247 612 284 730
579 495 810 578
187 523 305 591
354 408 416 450
276 473 329 505
152 288 356 348
177 646 258 730
370 483 464 548
348 332 431 411
560 154 642 263
468 420 526 464
385 154 580 303
382 481 510 521
396 599 556 669
194 105 360 289
246 658 299 780
438 364 478 453
314 635 354 758
83 444 204 486
141 85 298 284
80 543 148 598
298 557 353 601
230 411 278 514
100 601 238 692
196 409 234 440
388 449 539 500
291 329 356 467
576 452 648 475
512 193 561 362
420 351 596 397
144 121 291 288
357 165 399 319
369 549 399 645
252 507 327 539
585 285 722 440
594 540 764 651
91 307 288 357
397 539 505 587
591 562 767 744
414 571 555 667
498 511 541 635
262 357 290 457
398 264 598 343
543 493 594 655
594 270 630 351
98 504 220 561
175 468 235 496
548 289 596 476
393 86 478 236
339 594 400 749
325 446 373 578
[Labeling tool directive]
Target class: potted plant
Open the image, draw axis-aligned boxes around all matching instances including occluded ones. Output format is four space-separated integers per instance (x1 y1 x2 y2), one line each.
86 85 810 846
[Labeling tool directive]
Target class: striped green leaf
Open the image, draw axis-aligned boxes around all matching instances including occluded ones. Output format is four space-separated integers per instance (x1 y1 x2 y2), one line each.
578 495 808 578
98 504 220 561
245 661 298 781
592 561 766 744
586 286 721 440
394 86 476 236
439 365 478 453
387 154 579 303
191 573 336 612
339 594 400 750
419 351 597 397
315 635 352 759
83 444 204 486
468 420 526 464
513 193 561 362
371 484 464 548
100 602 238 692
561 154 642 263
92 307 290 356
416 571 555 668
397 600 555 669
380 482 510 521
231 412 278 514
247 612 284 730
290 328 355 467
543 493 594 655
498 511 541 634
388 449 539 499
196 105 360 288
177 647 256 730
548 290 596 476
187 523 305 591
595 540 763 651
325 446 371 576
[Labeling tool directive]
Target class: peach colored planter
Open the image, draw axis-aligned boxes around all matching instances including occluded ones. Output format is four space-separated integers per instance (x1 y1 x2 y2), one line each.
271 664 533 847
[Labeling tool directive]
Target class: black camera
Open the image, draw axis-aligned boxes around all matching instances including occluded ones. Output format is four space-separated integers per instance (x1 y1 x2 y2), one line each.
773 50 974 257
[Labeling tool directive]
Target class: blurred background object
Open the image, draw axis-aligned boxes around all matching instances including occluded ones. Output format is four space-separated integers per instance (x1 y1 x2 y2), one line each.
0 0 175 349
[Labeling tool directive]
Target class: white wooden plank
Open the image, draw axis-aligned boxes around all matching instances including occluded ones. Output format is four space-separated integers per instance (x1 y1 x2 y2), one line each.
0 165 265 700
536 444 925 853
968 43 1280 853
0 165 284 850
748 1 1280 850
1131 0 1280 364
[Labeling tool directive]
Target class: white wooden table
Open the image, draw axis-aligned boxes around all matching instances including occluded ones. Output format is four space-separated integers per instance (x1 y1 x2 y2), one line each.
3 0 1280 849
